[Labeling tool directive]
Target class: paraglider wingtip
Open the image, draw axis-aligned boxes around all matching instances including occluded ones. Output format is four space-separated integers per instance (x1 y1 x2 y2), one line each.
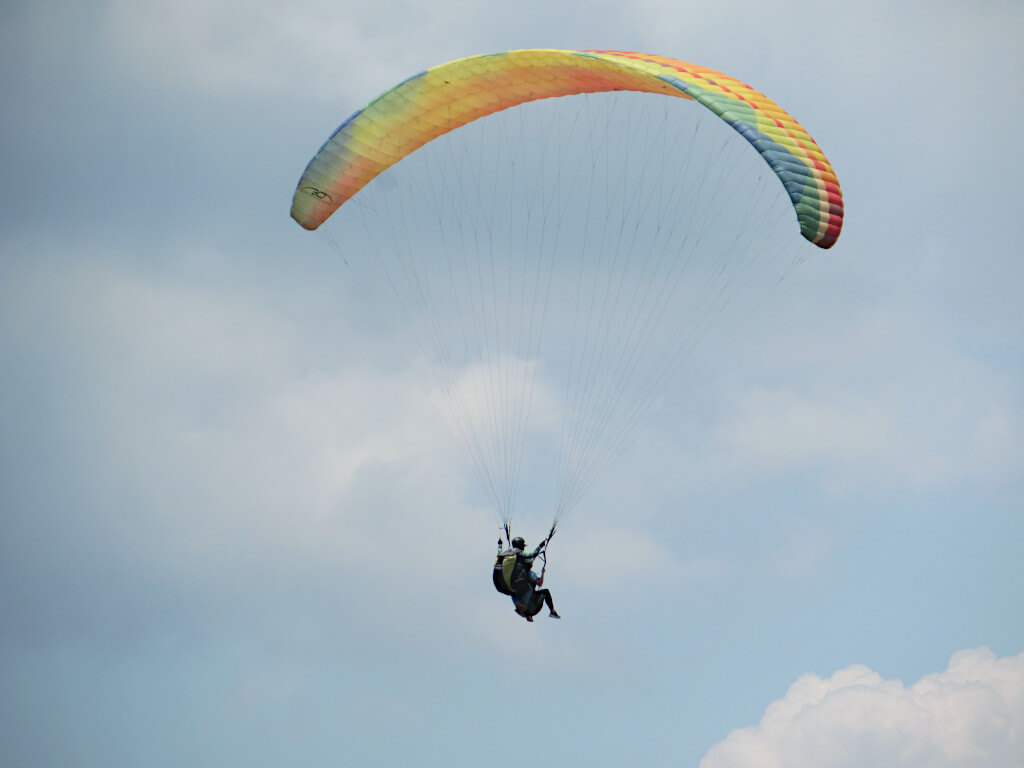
290 210 320 231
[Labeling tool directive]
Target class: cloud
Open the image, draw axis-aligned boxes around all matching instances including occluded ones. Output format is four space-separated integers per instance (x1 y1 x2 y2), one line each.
559 525 717 591
99 0 633 100
102 0 411 98
714 378 1024 494
0 239 498 647
703 296 1024 494
700 647 1024 768
2 237 653 668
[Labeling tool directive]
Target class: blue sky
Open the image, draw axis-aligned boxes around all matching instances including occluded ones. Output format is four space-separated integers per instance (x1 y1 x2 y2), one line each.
2 2 1023 767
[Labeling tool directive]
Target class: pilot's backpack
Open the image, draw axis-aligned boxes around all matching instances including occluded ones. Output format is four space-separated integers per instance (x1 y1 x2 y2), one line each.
493 550 531 597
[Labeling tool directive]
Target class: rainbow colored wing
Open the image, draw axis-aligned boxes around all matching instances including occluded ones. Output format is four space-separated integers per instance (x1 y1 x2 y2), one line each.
291 49 843 248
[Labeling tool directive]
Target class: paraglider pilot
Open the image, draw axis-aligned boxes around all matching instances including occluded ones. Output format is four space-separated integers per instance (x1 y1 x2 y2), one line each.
494 535 560 621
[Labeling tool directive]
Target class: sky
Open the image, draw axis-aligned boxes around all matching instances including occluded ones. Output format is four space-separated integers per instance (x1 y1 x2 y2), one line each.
1 1 1023 767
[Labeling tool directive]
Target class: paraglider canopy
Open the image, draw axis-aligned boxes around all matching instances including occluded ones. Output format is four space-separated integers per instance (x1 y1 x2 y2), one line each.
291 49 843 537
292 49 843 247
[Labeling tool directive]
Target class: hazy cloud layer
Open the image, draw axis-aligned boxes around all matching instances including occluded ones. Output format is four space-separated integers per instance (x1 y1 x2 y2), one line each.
101 0 629 99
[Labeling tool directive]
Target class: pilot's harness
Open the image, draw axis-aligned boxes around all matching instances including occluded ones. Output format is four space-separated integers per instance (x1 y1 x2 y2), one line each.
503 521 557 580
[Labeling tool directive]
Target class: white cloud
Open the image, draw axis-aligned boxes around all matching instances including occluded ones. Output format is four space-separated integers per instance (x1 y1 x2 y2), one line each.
701 647 1024 768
